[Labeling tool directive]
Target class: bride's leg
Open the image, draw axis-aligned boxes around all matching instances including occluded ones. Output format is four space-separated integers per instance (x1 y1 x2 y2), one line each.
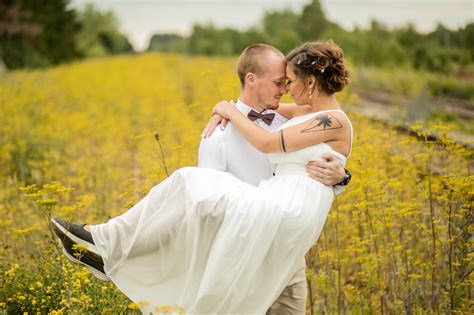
54 166 227 276
91 168 192 264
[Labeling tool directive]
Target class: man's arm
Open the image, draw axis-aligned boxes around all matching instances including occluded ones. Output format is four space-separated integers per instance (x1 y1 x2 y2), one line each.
198 129 227 171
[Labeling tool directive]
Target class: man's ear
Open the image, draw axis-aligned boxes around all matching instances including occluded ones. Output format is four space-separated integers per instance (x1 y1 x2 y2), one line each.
246 73 256 87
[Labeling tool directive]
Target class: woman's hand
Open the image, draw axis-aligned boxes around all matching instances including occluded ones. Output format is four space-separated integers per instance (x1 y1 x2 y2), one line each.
201 100 236 138
201 114 228 138
212 100 236 120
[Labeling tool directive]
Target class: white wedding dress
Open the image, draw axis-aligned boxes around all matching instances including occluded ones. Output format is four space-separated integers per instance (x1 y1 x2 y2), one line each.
91 110 352 314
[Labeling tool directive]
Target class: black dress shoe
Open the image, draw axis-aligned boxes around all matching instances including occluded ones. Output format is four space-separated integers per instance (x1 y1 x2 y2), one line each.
59 237 110 282
51 217 99 255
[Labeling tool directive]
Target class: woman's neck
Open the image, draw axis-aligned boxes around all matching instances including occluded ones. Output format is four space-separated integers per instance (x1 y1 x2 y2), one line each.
310 94 340 112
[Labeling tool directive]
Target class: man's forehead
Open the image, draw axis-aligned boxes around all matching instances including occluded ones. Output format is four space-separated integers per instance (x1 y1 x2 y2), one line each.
264 66 286 79
271 74 286 81
261 57 286 75
262 51 286 64
263 68 285 79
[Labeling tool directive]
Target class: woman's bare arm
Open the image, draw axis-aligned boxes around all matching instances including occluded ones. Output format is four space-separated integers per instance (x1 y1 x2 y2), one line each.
202 102 310 138
214 102 350 155
275 103 313 119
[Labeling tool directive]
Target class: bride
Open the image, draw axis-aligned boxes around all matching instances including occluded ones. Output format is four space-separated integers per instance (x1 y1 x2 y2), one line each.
52 40 351 313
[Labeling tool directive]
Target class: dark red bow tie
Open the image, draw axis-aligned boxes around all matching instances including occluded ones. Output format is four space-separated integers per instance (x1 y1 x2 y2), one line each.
247 110 275 125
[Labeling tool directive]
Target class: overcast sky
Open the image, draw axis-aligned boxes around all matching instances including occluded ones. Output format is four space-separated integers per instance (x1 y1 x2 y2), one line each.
70 0 473 51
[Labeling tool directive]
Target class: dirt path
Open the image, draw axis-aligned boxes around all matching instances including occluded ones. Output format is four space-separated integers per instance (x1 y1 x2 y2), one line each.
349 91 474 149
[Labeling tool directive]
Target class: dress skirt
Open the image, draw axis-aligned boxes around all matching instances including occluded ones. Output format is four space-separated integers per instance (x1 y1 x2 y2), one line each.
91 166 333 314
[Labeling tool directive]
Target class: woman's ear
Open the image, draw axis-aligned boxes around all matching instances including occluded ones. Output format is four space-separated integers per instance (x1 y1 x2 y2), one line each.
307 74 317 92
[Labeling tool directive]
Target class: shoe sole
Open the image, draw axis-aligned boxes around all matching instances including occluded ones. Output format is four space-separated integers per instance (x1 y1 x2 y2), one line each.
51 218 100 256
60 241 110 282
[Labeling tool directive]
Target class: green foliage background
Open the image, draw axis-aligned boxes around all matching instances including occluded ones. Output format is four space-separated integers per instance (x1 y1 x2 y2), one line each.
0 0 132 69
149 1 473 78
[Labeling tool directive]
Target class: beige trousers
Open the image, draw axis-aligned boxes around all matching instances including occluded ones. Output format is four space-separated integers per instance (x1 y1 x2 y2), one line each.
266 267 307 315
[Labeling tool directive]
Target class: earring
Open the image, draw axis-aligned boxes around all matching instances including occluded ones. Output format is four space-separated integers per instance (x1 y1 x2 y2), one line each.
309 90 312 99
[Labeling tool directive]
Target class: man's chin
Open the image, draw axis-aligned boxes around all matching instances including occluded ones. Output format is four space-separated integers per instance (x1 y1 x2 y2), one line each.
266 103 280 110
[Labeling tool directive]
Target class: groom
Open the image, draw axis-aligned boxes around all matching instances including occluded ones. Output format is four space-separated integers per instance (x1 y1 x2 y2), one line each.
198 44 350 314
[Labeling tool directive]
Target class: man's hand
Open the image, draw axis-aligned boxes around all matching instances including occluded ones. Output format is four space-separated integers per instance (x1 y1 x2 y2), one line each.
306 153 345 186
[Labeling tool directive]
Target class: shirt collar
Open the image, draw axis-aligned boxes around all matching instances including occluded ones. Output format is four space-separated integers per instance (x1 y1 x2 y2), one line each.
236 99 273 115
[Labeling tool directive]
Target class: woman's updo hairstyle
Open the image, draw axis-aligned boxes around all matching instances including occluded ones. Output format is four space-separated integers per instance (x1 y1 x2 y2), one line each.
286 40 349 95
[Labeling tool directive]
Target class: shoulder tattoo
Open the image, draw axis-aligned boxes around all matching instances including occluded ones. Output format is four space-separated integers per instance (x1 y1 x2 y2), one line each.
301 114 343 133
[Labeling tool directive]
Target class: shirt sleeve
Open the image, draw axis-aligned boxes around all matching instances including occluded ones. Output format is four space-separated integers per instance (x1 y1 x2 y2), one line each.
333 185 345 196
198 130 227 171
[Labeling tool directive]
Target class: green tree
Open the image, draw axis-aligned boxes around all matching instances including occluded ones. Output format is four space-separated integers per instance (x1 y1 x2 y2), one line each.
459 23 474 53
238 28 266 50
363 20 408 67
261 9 301 53
187 24 248 55
75 4 132 57
188 24 219 55
262 9 299 39
297 0 328 41
0 0 81 69
147 34 187 53
396 24 422 48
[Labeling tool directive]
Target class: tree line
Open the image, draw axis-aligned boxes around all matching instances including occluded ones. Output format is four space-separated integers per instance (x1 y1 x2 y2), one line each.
1 0 472 73
0 0 132 69
148 0 473 73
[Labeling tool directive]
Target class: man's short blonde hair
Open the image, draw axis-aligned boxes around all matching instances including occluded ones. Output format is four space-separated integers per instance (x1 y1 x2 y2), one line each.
236 44 284 88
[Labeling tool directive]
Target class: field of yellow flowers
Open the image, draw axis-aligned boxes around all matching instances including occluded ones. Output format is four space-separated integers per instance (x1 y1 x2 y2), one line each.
0 53 472 314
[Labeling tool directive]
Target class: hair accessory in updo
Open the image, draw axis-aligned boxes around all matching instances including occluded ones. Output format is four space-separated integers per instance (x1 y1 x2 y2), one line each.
285 40 349 94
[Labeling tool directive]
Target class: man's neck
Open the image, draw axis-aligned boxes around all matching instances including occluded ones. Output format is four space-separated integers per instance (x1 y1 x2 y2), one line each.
239 93 265 112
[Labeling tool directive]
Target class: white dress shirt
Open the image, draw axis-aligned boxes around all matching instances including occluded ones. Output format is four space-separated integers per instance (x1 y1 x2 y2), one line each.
198 99 288 186
198 99 345 194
